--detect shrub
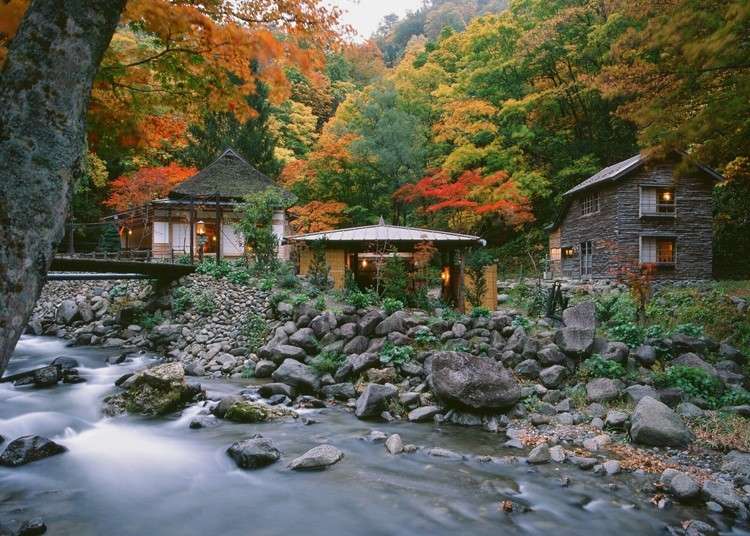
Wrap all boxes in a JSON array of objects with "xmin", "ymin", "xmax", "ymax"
[
  {"xmin": 471, "ymin": 306, "xmax": 491, "ymax": 318},
  {"xmin": 270, "ymin": 291, "xmax": 290, "ymax": 308},
  {"xmin": 594, "ymin": 293, "xmax": 621, "ymax": 323},
  {"xmin": 310, "ymin": 351, "xmax": 345, "ymax": 375},
  {"xmin": 346, "ymin": 289, "xmax": 378, "ymax": 309},
  {"xmin": 171, "ymin": 286, "xmax": 193, "ymax": 314},
  {"xmin": 308, "ymin": 240, "xmax": 331, "ymax": 290},
  {"xmin": 413, "ymin": 326, "xmax": 438, "ymax": 348},
  {"xmin": 672, "ymin": 323, "xmax": 704, "ymax": 338},
  {"xmin": 109, "ymin": 284, "xmax": 128, "ymax": 299},
  {"xmin": 134, "ymin": 310, "xmax": 164, "ymax": 330},
  {"xmin": 379, "ymin": 343, "xmax": 414, "ymax": 365},
  {"xmin": 511, "ymin": 315, "xmax": 531, "ymax": 331},
  {"xmin": 720, "ymin": 388, "xmax": 750, "ymax": 408},
  {"xmin": 607, "ymin": 322, "xmax": 645, "ymax": 348},
  {"xmin": 314, "ymin": 295, "xmax": 326, "ymax": 311},
  {"xmin": 290, "ymin": 293, "xmax": 309, "ymax": 306},
  {"xmin": 380, "ymin": 255, "xmax": 409, "ymax": 300},
  {"xmin": 652, "ymin": 366, "xmax": 723, "ymax": 405},
  {"xmin": 579, "ymin": 354, "xmax": 627, "ymax": 381},
  {"xmin": 383, "ymin": 298, "xmax": 404, "ymax": 315},
  {"xmin": 243, "ymin": 313, "xmax": 269, "ymax": 352},
  {"xmin": 464, "ymin": 248, "xmax": 495, "ymax": 308},
  {"xmin": 192, "ymin": 291, "xmax": 216, "ymax": 315}
]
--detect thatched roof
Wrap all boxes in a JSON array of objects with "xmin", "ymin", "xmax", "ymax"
[{"xmin": 169, "ymin": 148, "xmax": 279, "ymax": 201}]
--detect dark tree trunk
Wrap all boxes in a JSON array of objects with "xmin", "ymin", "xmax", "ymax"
[{"xmin": 0, "ymin": 0, "xmax": 126, "ymax": 376}]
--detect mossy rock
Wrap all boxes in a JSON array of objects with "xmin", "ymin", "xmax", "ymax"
[{"xmin": 224, "ymin": 401, "xmax": 271, "ymax": 423}]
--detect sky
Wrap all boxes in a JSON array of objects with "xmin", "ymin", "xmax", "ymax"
[{"xmin": 330, "ymin": 0, "xmax": 424, "ymax": 39}]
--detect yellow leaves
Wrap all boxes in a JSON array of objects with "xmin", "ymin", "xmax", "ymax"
[
  {"xmin": 433, "ymin": 98, "xmax": 498, "ymax": 145},
  {"xmin": 288, "ymin": 200, "xmax": 348, "ymax": 233}
]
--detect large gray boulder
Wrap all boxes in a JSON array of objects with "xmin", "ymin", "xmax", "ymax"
[
  {"xmin": 601, "ymin": 342, "xmax": 629, "ymax": 363},
  {"xmin": 562, "ymin": 301, "xmax": 596, "ymax": 329},
  {"xmin": 358, "ymin": 310, "xmax": 384, "ymax": 336},
  {"xmin": 537, "ymin": 345, "xmax": 566, "ymax": 366},
  {"xmin": 669, "ymin": 472, "xmax": 701, "ymax": 502},
  {"xmin": 554, "ymin": 328, "xmax": 595, "ymax": 357},
  {"xmin": 288, "ymin": 444, "xmax": 343, "ymax": 470},
  {"xmin": 0, "ymin": 435, "xmax": 67, "ymax": 466},
  {"xmin": 227, "ymin": 437, "xmax": 281, "ymax": 469},
  {"xmin": 702, "ymin": 480, "xmax": 748, "ymax": 517},
  {"xmin": 672, "ymin": 353, "xmax": 718, "ymax": 377},
  {"xmin": 253, "ymin": 360, "xmax": 276, "ymax": 378},
  {"xmin": 270, "ymin": 344, "xmax": 306, "ymax": 363},
  {"xmin": 321, "ymin": 383, "xmax": 356, "ymax": 401},
  {"xmin": 271, "ymin": 359, "xmax": 320, "ymax": 394},
  {"xmin": 375, "ymin": 311, "xmax": 406, "ymax": 336},
  {"xmin": 630, "ymin": 396, "xmax": 692, "ymax": 447},
  {"xmin": 539, "ymin": 365, "xmax": 568, "ymax": 389},
  {"xmin": 55, "ymin": 299, "xmax": 79, "ymax": 325},
  {"xmin": 288, "ymin": 328, "xmax": 318, "ymax": 354},
  {"xmin": 721, "ymin": 451, "xmax": 750, "ymax": 485},
  {"xmin": 408, "ymin": 405, "xmax": 442, "ymax": 422},
  {"xmin": 431, "ymin": 351, "xmax": 521, "ymax": 411},
  {"xmin": 586, "ymin": 378, "xmax": 623, "ymax": 402},
  {"xmin": 634, "ymin": 344, "xmax": 657, "ymax": 366},
  {"xmin": 355, "ymin": 383, "xmax": 397, "ymax": 418},
  {"xmin": 343, "ymin": 335, "xmax": 369, "ymax": 355},
  {"xmin": 309, "ymin": 312, "xmax": 336, "ymax": 337}
]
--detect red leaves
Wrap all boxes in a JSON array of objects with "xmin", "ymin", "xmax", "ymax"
[
  {"xmin": 394, "ymin": 168, "xmax": 535, "ymax": 230},
  {"xmin": 105, "ymin": 163, "xmax": 196, "ymax": 212}
]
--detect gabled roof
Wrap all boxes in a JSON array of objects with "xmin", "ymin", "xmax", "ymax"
[
  {"xmin": 169, "ymin": 148, "xmax": 279, "ymax": 200},
  {"xmin": 563, "ymin": 151, "xmax": 724, "ymax": 197},
  {"xmin": 287, "ymin": 219, "xmax": 482, "ymax": 244},
  {"xmin": 563, "ymin": 154, "xmax": 644, "ymax": 196}
]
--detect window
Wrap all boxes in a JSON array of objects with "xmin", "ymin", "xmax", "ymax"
[
  {"xmin": 550, "ymin": 248, "xmax": 561, "ymax": 261},
  {"xmin": 153, "ymin": 221, "xmax": 169, "ymax": 244},
  {"xmin": 581, "ymin": 192, "xmax": 599, "ymax": 215},
  {"xmin": 641, "ymin": 237, "xmax": 675, "ymax": 265},
  {"xmin": 640, "ymin": 187, "xmax": 675, "ymax": 216},
  {"xmin": 580, "ymin": 241, "xmax": 593, "ymax": 277}
]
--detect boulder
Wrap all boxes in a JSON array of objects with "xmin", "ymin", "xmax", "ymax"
[
  {"xmin": 288, "ymin": 328, "xmax": 318, "ymax": 354},
  {"xmin": 702, "ymin": 480, "xmax": 748, "ymax": 517},
  {"xmin": 385, "ymin": 434, "xmax": 403, "ymax": 455},
  {"xmin": 253, "ymin": 360, "xmax": 276, "ymax": 378},
  {"xmin": 407, "ymin": 405, "xmax": 442, "ymax": 422},
  {"xmin": 343, "ymin": 336, "xmax": 369, "ymax": 355},
  {"xmin": 227, "ymin": 437, "xmax": 281, "ymax": 469},
  {"xmin": 601, "ymin": 342, "xmax": 629, "ymax": 363},
  {"xmin": 539, "ymin": 365, "xmax": 568, "ymax": 389},
  {"xmin": 527, "ymin": 443, "xmax": 550, "ymax": 464},
  {"xmin": 431, "ymin": 351, "xmax": 521, "ymax": 411},
  {"xmin": 224, "ymin": 400, "xmax": 295, "ymax": 423},
  {"xmin": 624, "ymin": 384, "xmax": 659, "ymax": 404},
  {"xmin": 669, "ymin": 472, "xmax": 700, "ymax": 502},
  {"xmin": 605, "ymin": 409, "xmax": 629, "ymax": 430},
  {"xmin": 634, "ymin": 344, "xmax": 657, "ymax": 366},
  {"xmin": 672, "ymin": 353, "xmax": 718, "ymax": 377},
  {"xmin": 630, "ymin": 396, "xmax": 692, "ymax": 447},
  {"xmin": 350, "ymin": 352, "xmax": 380, "ymax": 375},
  {"xmin": 358, "ymin": 310, "xmax": 385, "ymax": 336},
  {"xmin": 562, "ymin": 301, "xmax": 596, "ymax": 330},
  {"xmin": 321, "ymin": 383, "xmax": 356, "ymax": 401},
  {"xmin": 102, "ymin": 363, "xmax": 200, "ymax": 417},
  {"xmin": 271, "ymin": 359, "xmax": 320, "ymax": 394},
  {"xmin": 514, "ymin": 359, "xmax": 540, "ymax": 379},
  {"xmin": 0, "ymin": 435, "xmax": 67, "ymax": 467},
  {"xmin": 288, "ymin": 444, "xmax": 343, "ymax": 470},
  {"xmin": 355, "ymin": 383, "xmax": 397, "ymax": 418},
  {"xmin": 676, "ymin": 402, "xmax": 705, "ymax": 419},
  {"xmin": 309, "ymin": 312, "xmax": 336, "ymax": 337},
  {"xmin": 258, "ymin": 383, "xmax": 296, "ymax": 399},
  {"xmin": 554, "ymin": 328, "xmax": 595, "ymax": 357},
  {"xmin": 586, "ymin": 378, "xmax": 622, "ymax": 402},
  {"xmin": 270, "ymin": 344, "xmax": 306, "ymax": 363},
  {"xmin": 720, "ymin": 451, "xmax": 750, "ymax": 485},
  {"xmin": 55, "ymin": 300, "xmax": 79, "ymax": 325},
  {"xmin": 537, "ymin": 345, "xmax": 566, "ymax": 366},
  {"xmin": 504, "ymin": 327, "xmax": 527, "ymax": 353},
  {"xmin": 720, "ymin": 343, "xmax": 745, "ymax": 364},
  {"xmin": 375, "ymin": 312, "xmax": 406, "ymax": 336}
]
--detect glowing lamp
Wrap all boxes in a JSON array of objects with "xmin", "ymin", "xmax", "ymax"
[
  {"xmin": 361, "ymin": 259, "xmax": 368, "ymax": 268},
  {"xmin": 196, "ymin": 220, "xmax": 206, "ymax": 236},
  {"xmin": 661, "ymin": 191, "xmax": 672, "ymax": 202}
]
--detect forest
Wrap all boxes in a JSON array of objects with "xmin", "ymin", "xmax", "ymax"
[{"xmin": 1, "ymin": 0, "xmax": 748, "ymax": 276}]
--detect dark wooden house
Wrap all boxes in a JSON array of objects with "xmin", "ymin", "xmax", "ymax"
[
  {"xmin": 105, "ymin": 148, "xmax": 291, "ymax": 261},
  {"xmin": 548, "ymin": 153, "xmax": 721, "ymax": 281}
]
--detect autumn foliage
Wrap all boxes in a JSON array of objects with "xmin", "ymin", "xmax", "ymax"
[
  {"xmin": 105, "ymin": 163, "xmax": 196, "ymax": 212},
  {"xmin": 288, "ymin": 201, "xmax": 348, "ymax": 234}
]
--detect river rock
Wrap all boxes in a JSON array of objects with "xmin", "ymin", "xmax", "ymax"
[
  {"xmin": 670, "ymin": 472, "xmax": 700, "ymax": 501},
  {"xmin": 253, "ymin": 360, "xmax": 276, "ymax": 378},
  {"xmin": 527, "ymin": 443, "xmax": 550, "ymax": 464},
  {"xmin": 227, "ymin": 437, "xmax": 281, "ymax": 469},
  {"xmin": 702, "ymin": 480, "xmax": 748, "ymax": 517},
  {"xmin": 321, "ymin": 383, "xmax": 356, "ymax": 401},
  {"xmin": 55, "ymin": 300, "xmax": 79, "ymax": 324},
  {"xmin": 224, "ymin": 400, "xmax": 295, "ymax": 423},
  {"xmin": 271, "ymin": 359, "xmax": 320, "ymax": 394},
  {"xmin": 0, "ymin": 435, "xmax": 67, "ymax": 467},
  {"xmin": 720, "ymin": 451, "xmax": 750, "ymax": 484},
  {"xmin": 288, "ymin": 444, "xmax": 343, "ymax": 470},
  {"xmin": 431, "ymin": 351, "xmax": 521, "ymax": 411},
  {"xmin": 586, "ymin": 378, "xmax": 622, "ymax": 402},
  {"xmin": 408, "ymin": 405, "xmax": 442, "ymax": 422},
  {"xmin": 630, "ymin": 396, "xmax": 692, "ymax": 447},
  {"xmin": 258, "ymin": 383, "xmax": 296, "ymax": 398},
  {"xmin": 355, "ymin": 383, "xmax": 397, "ymax": 418},
  {"xmin": 385, "ymin": 434, "xmax": 403, "ymax": 454},
  {"xmin": 288, "ymin": 328, "xmax": 318, "ymax": 354}
]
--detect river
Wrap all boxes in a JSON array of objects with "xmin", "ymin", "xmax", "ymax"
[{"xmin": 0, "ymin": 336, "xmax": 741, "ymax": 535}]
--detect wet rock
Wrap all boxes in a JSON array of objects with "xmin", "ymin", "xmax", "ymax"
[
  {"xmin": 408, "ymin": 405, "xmax": 442, "ymax": 422},
  {"xmin": 426, "ymin": 447, "xmax": 463, "ymax": 460},
  {"xmin": 431, "ymin": 351, "xmax": 521, "ymax": 411},
  {"xmin": 355, "ymin": 383, "xmax": 398, "ymax": 418},
  {"xmin": 224, "ymin": 400, "xmax": 295, "ymax": 423},
  {"xmin": 630, "ymin": 396, "xmax": 692, "ymax": 447},
  {"xmin": 51, "ymin": 356, "xmax": 79, "ymax": 370},
  {"xmin": 17, "ymin": 517, "xmax": 47, "ymax": 536},
  {"xmin": 702, "ymin": 480, "xmax": 748, "ymax": 517},
  {"xmin": 227, "ymin": 437, "xmax": 281, "ymax": 469},
  {"xmin": 683, "ymin": 520, "xmax": 718, "ymax": 536},
  {"xmin": 13, "ymin": 365, "xmax": 60, "ymax": 388},
  {"xmin": 253, "ymin": 360, "xmax": 276, "ymax": 378},
  {"xmin": 189, "ymin": 415, "xmax": 219, "ymax": 429},
  {"xmin": 271, "ymin": 359, "xmax": 320, "ymax": 394},
  {"xmin": 321, "ymin": 383, "xmax": 356, "ymax": 401},
  {"xmin": 720, "ymin": 451, "xmax": 750, "ymax": 485},
  {"xmin": 669, "ymin": 472, "xmax": 700, "ymax": 501},
  {"xmin": 603, "ymin": 460, "xmax": 620, "ymax": 475},
  {"xmin": 568, "ymin": 455, "xmax": 597, "ymax": 470},
  {"xmin": 289, "ymin": 444, "xmax": 343, "ymax": 470},
  {"xmin": 0, "ymin": 435, "xmax": 67, "ymax": 467},
  {"xmin": 258, "ymin": 383, "xmax": 296, "ymax": 399},
  {"xmin": 527, "ymin": 443, "xmax": 550, "ymax": 464},
  {"xmin": 586, "ymin": 378, "xmax": 622, "ymax": 403},
  {"xmin": 385, "ymin": 434, "xmax": 403, "ymax": 454}
]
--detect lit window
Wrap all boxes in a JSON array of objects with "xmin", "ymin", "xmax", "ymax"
[
  {"xmin": 640, "ymin": 188, "xmax": 675, "ymax": 215},
  {"xmin": 581, "ymin": 192, "xmax": 599, "ymax": 215},
  {"xmin": 550, "ymin": 248, "xmax": 561, "ymax": 261},
  {"xmin": 641, "ymin": 237, "xmax": 675, "ymax": 265}
]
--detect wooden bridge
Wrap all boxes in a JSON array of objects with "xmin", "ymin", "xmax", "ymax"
[{"xmin": 49, "ymin": 256, "xmax": 195, "ymax": 282}]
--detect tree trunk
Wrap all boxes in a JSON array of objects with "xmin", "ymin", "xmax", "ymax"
[{"xmin": 0, "ymin": 0, "xmax": 126, "ymax": 376}]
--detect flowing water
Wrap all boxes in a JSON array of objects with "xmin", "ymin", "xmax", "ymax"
[{"xmin": 0, "ymin": 336, "xmax": 744, "ymax": 535}]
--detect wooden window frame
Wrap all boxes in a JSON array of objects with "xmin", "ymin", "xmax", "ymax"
[
  {"xmin": 639, "ymin": 186, "xmax": 676, "ymax": 218},
  {"xmin": 639, "ymin": 235, "xmax": 677, "ymax": 268},
  {"xmin": 580, "ymin": 191, "xmax": 600, "ymax": 217},
  {"xmin": 580, "ymin": 240, "xmax": 593, "ymax": 279}
]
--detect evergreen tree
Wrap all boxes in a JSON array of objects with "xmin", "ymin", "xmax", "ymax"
[
  {"xmin": 180, "ymin": 76, "xmax": 281, "ymax": 177},
  {"xmin": 98, "ymin": 223, "xmax": 121, "ymax": 252}
]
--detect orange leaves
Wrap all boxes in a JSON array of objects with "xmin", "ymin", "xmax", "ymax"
[
  {"xmin": 0, "ymin": 0, "xmax": 28, "ymax": 65},
  {"xmin": 433, "ymin": 99, "xmax": 498, "ymax": 145},
  {"xmin": 394, "ymin": 168, "xmax": 534, "ymax": 232},
  {"xmin": 138, "ymin": 115, "xmax": 188, "ymax": 149},
  {"xmin": 288, "ymin": 200, "xmax": 347, "ymax": 233},
  {"xmin": 105, "ymin": 163, "xmax": 196, "ymax": 212}
]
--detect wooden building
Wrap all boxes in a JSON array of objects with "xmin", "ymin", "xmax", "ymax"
[
  {"xmin": 287, "ymin": 220, "xmax": 497, "ymax": 311},
  {"xmin": 548, "ymin": 152, "xmax": 722, "ymax": 281},
  {"xmin": 105, "ymin": 149, "xmax": 291, "ymax": 262}
]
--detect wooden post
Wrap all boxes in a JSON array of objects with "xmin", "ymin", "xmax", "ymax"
[
  {"xmin": 457, "ymin": 249, "xmax": 466, "ymax": 313},
  {"xmin": 67, "ymin": 219, "xmax": 75, "ymax": 255},
  {"xmin": 215, "ymin": 195, "xmax": 222, "ymax": 263},
  {"xmin": 189, "ymin": 200, "xmax": 195, "ymax": 265},
  {"xmin": 167, "ymin": 205, "xmax": 172, "ymax": 262}
]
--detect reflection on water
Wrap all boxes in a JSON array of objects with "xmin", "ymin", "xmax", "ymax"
[{"xmin": 0, "ymin": 336, "xmax": 739, "ymax": 535}]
